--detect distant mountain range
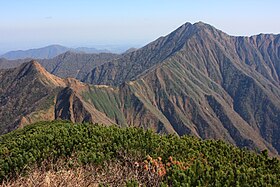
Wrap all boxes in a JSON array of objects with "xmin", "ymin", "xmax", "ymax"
[
  {"xmin": 0, "ymin": 45, "xmax": 111, "ymax": 60},
  {"xmin": 1, "ymin": 22, "xmax": 280, "ymax": 156}
]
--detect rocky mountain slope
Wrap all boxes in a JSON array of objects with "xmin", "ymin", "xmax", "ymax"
[
  {"xmin": 82, "ymin": 22, "xmax": 280, "ymax": 154},
  {"xmin": 0, "ymin": 61, "xmax": 64, "ymax": 134},
  {"xmin": 0, "ymin": 22, "xmax": 280, "ymax": 155},
  {"xmin": 84, "ymin": 22, "xmax": 280, "ymax": 86},
  {"xmin": 0, "ymin": 61, "xmax": 113, "ymax": 134}
]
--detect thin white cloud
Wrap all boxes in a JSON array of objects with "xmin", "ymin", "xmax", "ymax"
[{"xmin": 44, "ymin": 16, "xmax": 53, "ymax": 19}]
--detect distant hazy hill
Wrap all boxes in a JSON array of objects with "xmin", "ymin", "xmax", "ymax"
[
  {"xmin": 1, "ymin": 22, "xmax": 280, "ymax": 156},
  {"xmin": 0, "ymin": 45, "xmax": 69, "ymax": 60},
  {"xmin": 75, "ymin": 47, "xmax": 111, "ymax": 54},
  {"xmin": 0, "ymin": 45, "xmax": 111, "ymax": 60}
]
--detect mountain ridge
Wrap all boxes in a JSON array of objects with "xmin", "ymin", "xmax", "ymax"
[
  {"xmin": 0, "ymin": 60, "xmax": 117, "ymax": 134},
  {"xmin": 0, "ymin": 44, "xmax": 112, "ymax": 60},
  {"xmin": 1, "ymin": 22, "xmax": 280, "ymax": 155},
  {"xmin": 1, "ymin": 60, "xmax": 277, "ymax": 154}
]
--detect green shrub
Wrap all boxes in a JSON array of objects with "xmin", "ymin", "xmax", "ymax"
[{"xmin": 0, "ymin": 120, "xmax": 279, "ymax": 186}]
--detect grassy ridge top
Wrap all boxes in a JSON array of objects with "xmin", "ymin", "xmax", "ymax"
[{"xmin": 0, "ymin": 121, "xmax": 280, "ymax": 186}]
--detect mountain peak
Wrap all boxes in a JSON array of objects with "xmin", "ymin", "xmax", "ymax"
[
  {"xmin": 193, "ymin": 21, "xmax": 222, "ymax": 33},
  {"xmin": 168, "ymin": 21, "xmax": 223, "ymax": 42},
  {"xmin": 29, "ymin": 59, "xmax": 42, "ymax": 68},
  {"xmin": 1, "ymin": 22, "xmax": 280, "ymax": 156},
  {"xmin": 22, "ymin": 60, "xmax": 48, "ymax": 75},
  {"xmin": 175, "ymin": 21, "xmax": 216, "ymax": 32},
  {"xmin": 171, "ymin": 22, "xmax": 193, "ymax": 34},
  {"xmin": 20, "ymin": 60, "xmax": 88, "ymax": 90},
  {"xmin": 18, "ymin": 60, "xmax": 66, "ymax": 87},
  {"xmin": 193, "ymin": 21, "xmax": 210, "ymax": 27}
]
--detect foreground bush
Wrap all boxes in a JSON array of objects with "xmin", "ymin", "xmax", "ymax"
[{"xmin": 0, "ymin": 121, "xmax": 279, "ymax": 186}]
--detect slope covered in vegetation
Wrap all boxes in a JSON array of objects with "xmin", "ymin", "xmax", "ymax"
[{"xmin": 0, "ymin": 121, "xmax": 279, "ymax": 186}]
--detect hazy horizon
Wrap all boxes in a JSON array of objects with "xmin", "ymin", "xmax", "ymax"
[{"xmin": 1, "ymin": 0, "xmax": 280, "ymax": 53}]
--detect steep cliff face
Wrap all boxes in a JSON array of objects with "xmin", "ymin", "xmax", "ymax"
[{"xmin": 55, "ymin": 86, "xmax": 114, "ymax": 125}]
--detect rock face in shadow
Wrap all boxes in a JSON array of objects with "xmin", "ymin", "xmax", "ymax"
[{"xmin": 1, "ymin": 22, "xmax": 280, "ymax": 156}]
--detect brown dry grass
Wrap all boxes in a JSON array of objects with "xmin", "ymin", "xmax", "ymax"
[{"xmin": 1, "ymin": 155, "xmax": 162, "ymax": 187}]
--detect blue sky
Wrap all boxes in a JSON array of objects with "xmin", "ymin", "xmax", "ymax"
[{"xmin": 0, "ymin": 0, "xmax": 279, "ymax": 53}]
